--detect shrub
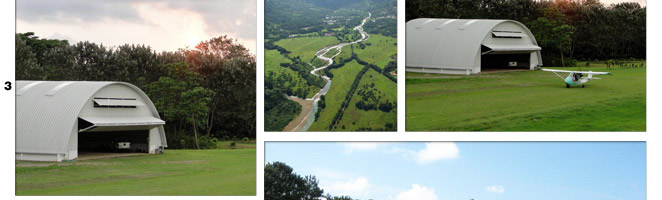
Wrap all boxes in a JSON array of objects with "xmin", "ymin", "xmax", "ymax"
[
  {"xmin": 230, "ymin": 142, "xmax": 236, "ymax": 148},
  {"xmin": 563, "ymin": 58, "xmax": 577, "ymax": 67},
  {"xmin": 242, "ymin": 137, "xmax": 249, "ymax": 143},
  {"xmin": 166, "ymin": 131, "xmax": 217, "ymax": 149}
]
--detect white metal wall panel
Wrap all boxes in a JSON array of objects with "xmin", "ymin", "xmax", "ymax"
[
  {"xmin": 406, "ymin": 18, "xmax": 543, "ymax": 74},
  {"xmin": 16, "ymin": 81, "xmax": 168, "ymax": 161}
]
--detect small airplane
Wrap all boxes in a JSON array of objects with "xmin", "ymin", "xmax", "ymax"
[{"xmin": 542, "ymin": 68, "xmax": 612, "ymax": 88}]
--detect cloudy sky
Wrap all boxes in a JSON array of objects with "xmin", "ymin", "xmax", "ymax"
[
  {"xmin": 16, "ymin": 0, "xmax": 256, "ymax": 54},
  {"xmin": 266, "ymin": 142, "xmax": 645, "ymax": 200},
  {"xmin": 604, "ymin": 0, "xmax": 646, "ymax": 6}
]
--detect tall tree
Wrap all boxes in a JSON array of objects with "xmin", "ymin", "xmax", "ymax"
[
  {"xmin": 265, "ymin": 162, "xmax": 324, "ymax": 200},
  {"xmin": 530, "ymin": 7, "xmax": 576, "ymax": 66}
]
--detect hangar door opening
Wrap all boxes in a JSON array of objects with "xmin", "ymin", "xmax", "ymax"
[
  {"xmin": 78, "ymin": 130, "xmax": 149, "ymax": 153},
  {"xmin": 77, "ymin": 115, "xmax": 164, "ymax": 158},
  {"xmin": 481, "ymin": 51, "xmax": 530, "ymax": 71},
  {"xmin": 480, "ymin": 44, "xmax": 538, "ymax": 72},
  {"xmin": 480, "ymin": 31, "xmax": 541, "ymax": 73}
]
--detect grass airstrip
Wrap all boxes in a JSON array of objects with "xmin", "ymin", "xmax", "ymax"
[
  {"xmin": 406, "ymin": 64, "xmax": 646, "ymax": 131},
  {"xmin": 16, "ymin": 148, "xmax": 256, "ymax": 195}
]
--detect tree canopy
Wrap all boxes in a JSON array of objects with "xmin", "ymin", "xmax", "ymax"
[
  {"xmin": 264, "ymin": 162, "xmax": 324, "ymax": 200},
  {"xmin": 15, "ymin": 33, "xmax": 256, "ymax": 148},
  {"xmin": 406, "ymin": 0, "xmax": 646, "ymax": 66}
]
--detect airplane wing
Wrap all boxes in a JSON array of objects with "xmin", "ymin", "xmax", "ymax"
[
  {"xmin": 541, "ymin": 68, "xmax": 572, "ymax": 73},
  {"xmin": 542, "ymin": 68, "xmax": 611, "ymax": 75},
  {"xmin": 541, "ymin": 68, "xmax": 571, "ymax": 79},
  {"xmin": 573, "ymin": 71, "xmax": 612, "ymax": 75}
]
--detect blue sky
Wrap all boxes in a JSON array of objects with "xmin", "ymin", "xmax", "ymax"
[{"xmin": 265, "ymin": 142, "xmax": 645, "ymax": 200}]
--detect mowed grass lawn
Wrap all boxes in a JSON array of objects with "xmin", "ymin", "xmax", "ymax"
[
  {"xmin": 16, "ymin": 149, "xmax": 256, "ymax": 195},
  {"xmin": 309, "ymin": 60, "xmax": 365, "ymax": 131},
  {"xmin": 406, "ymin": 66, "xmax": 646, "ymax": 131},
  {"xmin": 274, "ymin": 36, "xmax": 340, "ymax": 63},
  {"xmin": 338, "ymin": 69, "xmax": 397, "ymax": 130}
]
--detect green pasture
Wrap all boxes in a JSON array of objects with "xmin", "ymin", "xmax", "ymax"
[
  {"xmin": 275, "ymin": 36, "xmax": 340, "ymax": 63},
  {"xmin": 334, "ymin": 45, "xmax": 354, "ymax": 63},
  {"xmin": 353, "ymin": 34, "xmax": 397, "ymax": 69},
  {"xmin": 406, "ymin": 65, "xmax": 646, "ymax": 131},
  {"xmin": 337, "ymin": 69, "xmax": 397, "ymax": 131},
  {"xmin": 309, "ymin": 60, "xmax": 365, "ymax": 131},
  {"xmin": 325, "ymin": 48, "xmax": 340, "ymax": 58},
  {"xmin": 16, "ymin": 149, "xmax": 256, "ymax": 195}
]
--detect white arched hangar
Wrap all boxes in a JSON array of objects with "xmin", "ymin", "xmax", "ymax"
[
  {"xmin": 406, "ymin": 18, "xmax": 543, "ymax": 75},
  {"xmin": 16, "ymin": 81, "xmax": 167, "ymax": 162}
]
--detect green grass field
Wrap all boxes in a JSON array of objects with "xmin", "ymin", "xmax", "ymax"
[
  {"xmin": 406, "ymin": 66, "xmax": 646, "ymax": 131},
  {"xmin": 309, "ymin": 60, "xmax": 365, "ymax": 131},
  {"xmin": 333, "ymin": 34, "xmax": 396, "ymax": 69},
  {"xmin": 274, "ymin": 36, "xmax": 340, "ymax": 63},
  {"xmin": 325, "ymin": 47, "xmax": 340, "ymax": 58},
  {"xmin": 16, "ymin": 149, "xmax": 256, "ymax": 195},
  {"xmin": 337, "ymin": 69, "xmax": 397, "ymax": 130},
  {"xmin": 334, "ymin": 45, "xmax": 354, "ymax": 63},
  {"xmin": 269, "ymin": 34, "xmax": 396, "ymax": 131},
  {"xmin": 265, "ymin": 49, "xmax": 320, "ymax": 99},
  {"xmin": 353, "ymin": 34, "xmax": 397, "ymax": 69}
]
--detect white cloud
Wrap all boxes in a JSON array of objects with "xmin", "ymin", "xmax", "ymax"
[
  {"xmin": 395, "ymin": 184, "xmax": 438, "ymax": 200},
  {"xmin": 323, "ymin": 176, "xmax": 371, "ymax": 197},
  {"xmin": 383, "ymin": 142, "xmax": 460, "ymax": 164},
  {"xmin": 313, "ymin": 168, "xmax": 348, "ymax": 180},
  {"xmin": 342, "ymin": 142, "xmax": 383, "ymax": 153},
  {"xmin": 414, "ymin": 142, "xmax": 460, "ymax": 164},
  {"xmin": 486, "ymin": 185, "xmax": 505, "ymax": 194}
]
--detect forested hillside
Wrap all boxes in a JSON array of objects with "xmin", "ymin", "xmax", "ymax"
[
  {"xmin": 406, "ymin": 0, "xmax": 646, "ymax": 66},
  {"xmin": 266, "ymin": 0, "xmax": 396, "ymax": 40},
  {"xmin": 15, "ymin": 32, "xmax": 256, "ymax": 148}
]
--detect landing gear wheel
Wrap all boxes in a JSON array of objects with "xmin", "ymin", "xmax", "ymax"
[
  {"xmin": 582, "ymin": 85, "xmax": 585, "ymax": 88},
  {"xmin": 566, "ymin": 84, "xmax": 570, "ymax": 88}
]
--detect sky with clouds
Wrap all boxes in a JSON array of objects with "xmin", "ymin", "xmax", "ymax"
[
  {"xmin": 265, "ymin": 142, "xmax": 645, "ymax": 200},
  {"xmin": 604, "ymin": 0, "xmax": 646, "ymax": 6},
  {"xmin": 16, "ymin": 0, "xmax": 256, "ymax": 54}
]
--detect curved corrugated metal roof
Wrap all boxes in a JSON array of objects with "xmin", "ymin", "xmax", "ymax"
[
  {"xmin": 16, "ymin": 81, "xmax": 167, "ymax": 155},
  {"xmin": 406, "ymin": 18, "xmax": 541, "ymax": 70}
]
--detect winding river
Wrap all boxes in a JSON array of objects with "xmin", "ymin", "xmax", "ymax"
[{"xmin": 285, "ymin": 12, "xmax": 372, "ymax": 131}]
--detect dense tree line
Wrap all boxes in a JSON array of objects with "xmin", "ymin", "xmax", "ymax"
[
  {"xmin": 406, "ymin": 0, "xmax": 646, "ymax": 66},
  {"xmin": 265, "ymin": 162, "xmax": 355, "ymax": 200},
  {"xmin": 16, "ymin": 32, "xmax": 256, "ymax": 148},
  {"xmin": 265, "ymin": 41, "xmax": 291, "ymax": 55},
  {"xmin": 329, "ymin": 65, "xmax": 370, "ymax": 131},
  {"xmin": 314, "ymin": 95, "xmax": 326, "ymax": 122}
]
